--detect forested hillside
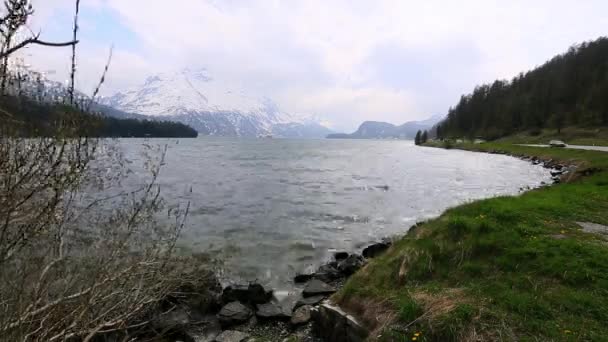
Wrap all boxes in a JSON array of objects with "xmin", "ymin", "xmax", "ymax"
[
  {"xmin": 438, "ymin": 37, "xmax": 608, "ymax": 139},
  {"xmin": 0, "ymin": 95, "xmax": 198, "ymax": 138}
]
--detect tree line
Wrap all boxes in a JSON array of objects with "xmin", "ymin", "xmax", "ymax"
[
  {"xmin": 0, "ymin": 94, "xmax": 198, "ymax": 137},
  {"xmin": 437, "ymin": 37, "xmax": 608, "ymax": 140},
  {"xmin": 414, "ymin": 130, "xmax": 428, "ymax": 145}
]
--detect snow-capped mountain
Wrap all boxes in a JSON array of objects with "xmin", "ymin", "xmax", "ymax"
[{"xmin": 102, "ymin": 68, "xmax": 332, "ymax": 138}]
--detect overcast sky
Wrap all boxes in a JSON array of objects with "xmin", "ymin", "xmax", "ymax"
[{"xmin": 22, "ymin": 0, "xmax": 608, "ymax": 131}]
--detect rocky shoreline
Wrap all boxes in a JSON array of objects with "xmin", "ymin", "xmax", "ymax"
[
  {"xmin": 98, "ymin": 241, "xmax": 391, "ymax": 342},
  {"xmin": 483, "ymin": 148, "xmax": 579, "ymax": 185}
]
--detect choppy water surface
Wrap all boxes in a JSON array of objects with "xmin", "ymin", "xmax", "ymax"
[{"xmin": 120, "ymin": 138, "xmax": 552, "ymax": 290}]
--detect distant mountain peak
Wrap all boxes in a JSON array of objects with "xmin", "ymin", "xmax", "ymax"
[
  {"xmin": 102, "ymin": 68, "xmax": 331, "ymax": 138},
  {"xmin": 327, "ymin": 114, "xmax": 444, "ymax": 139}
]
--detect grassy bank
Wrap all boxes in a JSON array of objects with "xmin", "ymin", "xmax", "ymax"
[{"xmin": 335, "ymin": 142, "xmax": 608, "ymax": 341}]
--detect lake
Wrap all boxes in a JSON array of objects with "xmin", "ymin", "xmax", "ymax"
[{"xmin": 120, "ymin": 138, "xmax": 552, "ymax": 291}]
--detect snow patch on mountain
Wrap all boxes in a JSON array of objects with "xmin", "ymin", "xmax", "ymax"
[{"xmin": 102, "ymin": 68, "xmax": 328, "ymax": 137}]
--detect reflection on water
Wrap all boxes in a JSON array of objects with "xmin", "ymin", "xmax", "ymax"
[{"xmin": 119, "ymin": 138, "xmax": 552, "ymax": 290}]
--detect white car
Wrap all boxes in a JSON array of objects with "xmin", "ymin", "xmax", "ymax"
[{"xmin": 549, "ymin": 140, "xmax": 567, "ymax": 147}]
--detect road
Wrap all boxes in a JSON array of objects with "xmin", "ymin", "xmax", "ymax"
[{"xmin": 518, "ymin": 144, "xmax": 608, "ymax": 152}]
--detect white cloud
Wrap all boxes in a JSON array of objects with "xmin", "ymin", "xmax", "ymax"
[{"xmin": 22, "ymin": 0, "xmax": 608, "ymax": 131}]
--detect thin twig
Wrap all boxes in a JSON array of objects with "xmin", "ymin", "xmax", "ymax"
[
  {"xmin": 88, "ymin": 45, "xmax": 113, "ymax": 111},
  {"xmin": 69, "ymin": 0, "xmax": 81, "ymax": 104}
]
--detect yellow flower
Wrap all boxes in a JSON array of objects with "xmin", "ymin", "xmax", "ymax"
[
  {"xmin": 412, "ymin": 338, "xmax": 417, "ymax": 341},
  {"xmin": 414, "ymin": 332, "xmax": 421, "ymax": 336},
  {"xmin": 564, "ymin": 329, "xmax": 572, "ymax": 334},
  {"xmin": 560, "ymin": 230, "xmax": 566, "ymax": 234}
]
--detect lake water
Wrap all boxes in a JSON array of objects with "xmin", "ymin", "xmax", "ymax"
[{"xmin": 120, "ymin": 138, "xmax": 552, "ymax": 291}]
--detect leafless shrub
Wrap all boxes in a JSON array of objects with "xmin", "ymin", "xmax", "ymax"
[
  {"xmin": 0, "ymin": 111, "xmax": 198, "ymax": 342},
  {"xmin": 0, "ymin": 2, "xmax": 205, "ymax": 341}
]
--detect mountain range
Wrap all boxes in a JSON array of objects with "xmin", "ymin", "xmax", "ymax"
[
  {"xmin": 101, "ymin": 68, "xmax": 332, "ymax": 138},
  {"xmin": 326, "ymin": 114, "xmax": 444, "ymax": 139},
  {"xmin": 20, "ymin": 67, "xmax": 440, "ymax": 140}
]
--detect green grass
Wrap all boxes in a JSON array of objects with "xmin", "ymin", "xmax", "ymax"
[{"xmin": 335, "ymin": 142, "xmax": 608, "ymax": 341}]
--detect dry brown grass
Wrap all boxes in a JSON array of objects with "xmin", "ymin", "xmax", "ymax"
[
  {"xmin": 337, "ymin": 296, "xmax": 397, "ymax": 340},
  {"xmin": 411, "ymin": 288, "xmax": 467, "ymax": 321}
]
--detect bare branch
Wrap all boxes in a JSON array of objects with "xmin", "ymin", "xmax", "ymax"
[
  {"xmin": 68, "ymin": 0, "xmax": 81, "ymax": 104},
  {"xmin": 0, "ymin": 36, "xmax": 78, "ymax": 59}
]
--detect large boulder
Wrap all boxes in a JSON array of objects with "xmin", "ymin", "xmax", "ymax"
[
  {"xmin": 218, "ymin": 302, "xmax": 252, "ymax": 327},
  {"xmin": 337, "ymin": 254, "xmax": 365, "ymax": 276},
  {"xmin": 291, "ymin": 305, "xmax": 313, "ymax": 326},
  {"xmin": 312, "ymin": 303, "xmax": 368, "ymax": 342},
  {"xmin": 314, "ymin": 264, "xmax": 342, "ymax": 282},
  {"xmin": 294, "ymin": 295, "xmax": 326, "ymax": 309},
  {"xmin": 334, "ymin": 251, "xmax": 349, "ymax": 261},
  {"xmin": 362, "ymin": 241, "xmax": 391, "ymax": 258},
  {"xmin": 294, "ymin": 273, "xmax": 314, "ymax": 284},
  {"xmin": 222, "ymin": 283, "xmax": 272, "ymax": 304},
  {"xmin": 215, "ymin": 330, "xmax": 250, "ymax": 342},
  {"xmin": 302, "ymin": 279, "xmax": 336, "ymax": 298},
  {"xmin": 256, "ymin": 303, "xmax": 291, "ymax": 320}
]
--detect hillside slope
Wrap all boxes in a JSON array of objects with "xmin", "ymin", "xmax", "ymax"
[
  {"xmin": 0, "ymin": 95, "xmax": 198, "ymax": 138},
  {"xmin": 438, "ymin": 37, "xmax": 608, "ymax": 140},
  {"xmin": 327, "ymin": 114, "xmax": 443, "ymax": 139}
]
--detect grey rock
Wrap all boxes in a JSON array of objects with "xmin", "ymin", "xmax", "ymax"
[
  {"xmin": 294, "ymin": 295, "xmax": 326, "ymax": 309},
  {"xmin": 337, "ymin": 254, "xmax": 365, "ymax": 276},
  {"xmin": 362, "ymin": 242, "xmax": 391, "ymax": 258},
  {"xmin": 222, "ymin": 283, "xmax": 272, "ymax": 304},
  {"xmin": 256, "ymin": 303, "xmax": 291, "ymax": 320},
  {"xmin": 291, "ymin": 305, "xmax": 312, "ymax": 326},
  {"xmin": 314, "ymin": 264, "xmax": 342, "ymax": 282},
  {"xmin": 334, "ymin": 251, "xmax": 349, "ymax": 261},
  {"xmin": 218, "ymin": 302, "xmax": 252, "ymax": 327},
  {"xmin": 214, "ymin": 330, "xmax": 250, "ymax": 342},
  {"xmin": 303, "ymin": 279, "xmax": 336, "ymax": 298},
  {"xmin": 311, "ymin": 303, "xmax": 368, "ymax": 342},
  {"xmin": 294, "ymin": 273, "xmax": 314, "ymax": 284}
]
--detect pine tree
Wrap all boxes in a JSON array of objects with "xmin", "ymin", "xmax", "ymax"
[
  {"xmin": 440, "ymin": 37, "xmax": 608, "ymax": 139},
  {"xmin": 421, "ymin": 130, "xmax": 428, "ymax": 143},
  {"xmin": 436, "ymin": 124, "xmax": 443, "ymax": 140},
  {"xmin": 414, "ymin": 130, "xmax": 422, "ymax": 145}
]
